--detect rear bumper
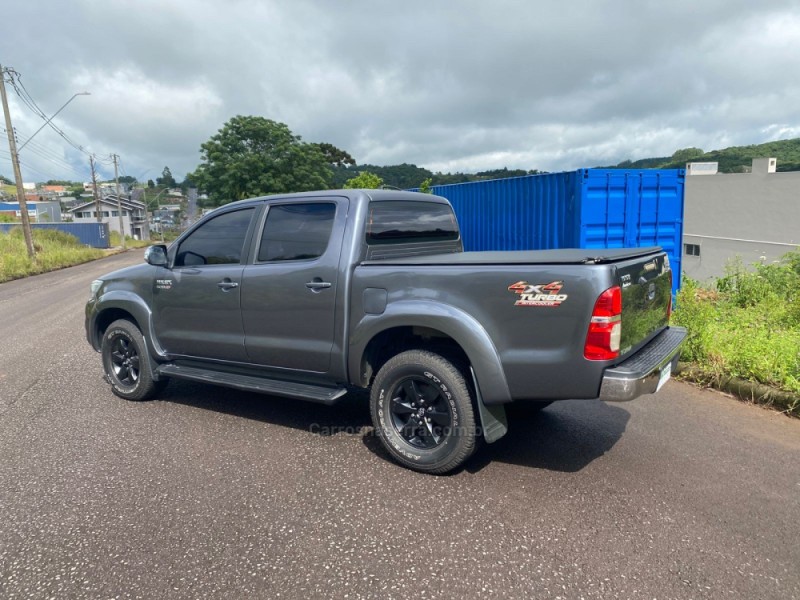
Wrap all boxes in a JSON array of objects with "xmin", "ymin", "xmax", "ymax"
[{"xmin": 598, "ymin": 326, "xmax": 687, "ymax": 402}]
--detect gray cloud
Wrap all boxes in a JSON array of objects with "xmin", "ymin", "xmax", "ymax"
[{"xmin": 2, "ymin": 0, "xmax": 799, "ymax": 184}]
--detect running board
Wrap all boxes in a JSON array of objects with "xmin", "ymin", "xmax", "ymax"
[{"xmin": 156, "ymin": 364, "xmax": 348, "ymax": 405}]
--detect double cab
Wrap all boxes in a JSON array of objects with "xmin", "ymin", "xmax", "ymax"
[{"xmin": 86, "ymin": 190, "xmax": 686, "ymax": 474}]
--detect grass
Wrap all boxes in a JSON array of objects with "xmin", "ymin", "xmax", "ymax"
[
  {"xmin": 672, "ymin": 251, "xmax": 800, "ymax": 398},
  {"xmin": 0, "ymin": 227, "xmax": 106, "ymax": 283},
  {"xmin": 109, "ymin": 231, "xmax": 151, "ymax": 249}
]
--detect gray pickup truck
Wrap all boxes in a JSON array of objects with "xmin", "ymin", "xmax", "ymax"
[{"xmin": 86, "ymin": 189, "xmax": 686, "ymax": 473}]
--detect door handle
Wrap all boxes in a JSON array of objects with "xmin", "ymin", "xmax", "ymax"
[
  {"xmin": 217, "ymin": 279, "xmax": 239, "ymax": 291},
  {"xmin": 305, "ymin": 280, "xmax": 332, "ymax": 291}
]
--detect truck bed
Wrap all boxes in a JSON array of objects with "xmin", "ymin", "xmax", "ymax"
[{"xmin": 362, "ymin": 247, "xmax": 663, "ymax": 266}]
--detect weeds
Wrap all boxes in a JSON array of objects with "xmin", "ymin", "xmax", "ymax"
[
  {"xmin": 0, "ymin": 227, "xmax": 106, "ymax": 283},
  {"xmin": 672, "ymin": 250, "xmax": 800, "ymax": 395},
  {"xmin": 109, "ymin": 231, "xmax": 151, "ymax": 248}
]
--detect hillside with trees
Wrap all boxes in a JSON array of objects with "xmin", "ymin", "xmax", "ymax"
[
  {"xmin": 187, "ymin": 116, "xmax": 800, "ymax": 206},
  {"xmin": 607, "ymin": 138, "xmax": 800, "ymax": 173}
]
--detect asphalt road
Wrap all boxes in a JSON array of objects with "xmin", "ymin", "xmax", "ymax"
[{"xmin": 1, "ymin": 251, "xmax": 798, "ymax": 599}]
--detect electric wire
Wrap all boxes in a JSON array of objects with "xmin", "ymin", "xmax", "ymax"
[
  {"xmin": 3, "ymin": 69, "xmax": 122, "ymax": 186},
  {"xmin": 6, "ymin": 69, "xmax": 93, "ymax": 156}
]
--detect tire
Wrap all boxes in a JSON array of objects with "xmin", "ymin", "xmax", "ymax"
[
  {"xmin": 101, "ymin": 319, "xmax": 167, "ymax": 401},
  {"xmin": 370, "ymin": 350, "xmax": 478, "ymax": 474}
]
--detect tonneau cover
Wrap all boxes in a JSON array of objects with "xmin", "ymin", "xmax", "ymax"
[{"xmin": 362, "ymin": 247, "xmax": 663, "ymax": 266}]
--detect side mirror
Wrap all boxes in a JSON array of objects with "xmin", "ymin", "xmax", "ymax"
[{"xmin": 144, "ymin": 244, "xmax": 168, "ymax": 267}]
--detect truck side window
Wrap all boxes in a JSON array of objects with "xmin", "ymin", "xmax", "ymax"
[
  {"xmin": 366, "ymin": 201, "xmax": 459, "ymax": 245},
  {"xmin": 174, "ymin": 208, "xmax": 255, "ymax": 267},
  {"xmin": 258, "ymin": 203, "xmax": 336, "ymax": 262}
]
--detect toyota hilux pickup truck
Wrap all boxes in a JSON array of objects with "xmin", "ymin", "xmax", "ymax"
[{"xmin": 86, "ymin": 189, "xmax": 686, "ymax": 474}]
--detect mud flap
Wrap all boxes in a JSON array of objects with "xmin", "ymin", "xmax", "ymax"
[{"xmin": 470, "ymin": 367, "xmax": 508, "ymax": 444}]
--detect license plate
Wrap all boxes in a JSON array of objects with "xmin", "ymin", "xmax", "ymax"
[{"xmin": 656, "ymin": 363, "xmax": 672, "ymax": 392}]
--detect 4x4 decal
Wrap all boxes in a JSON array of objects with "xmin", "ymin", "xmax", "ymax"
[{"xmin": 508, "ymin": 281, "xmax": 568, "ymax": 307}]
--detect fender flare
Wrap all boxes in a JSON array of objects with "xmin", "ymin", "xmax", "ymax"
[
  {"xmin": 349, "ymin": 300, "xmax": 512, "ymax": 405},
  {"xmin": 92, "ymin": 291, "xmax": 166, "ymax": 376}
]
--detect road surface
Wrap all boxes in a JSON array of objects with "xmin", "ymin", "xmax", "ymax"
[{"xmin": 1, "ymin": 251, "xmax": 798, "ymax": 599}]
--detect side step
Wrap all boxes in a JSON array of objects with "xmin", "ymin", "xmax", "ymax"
[{"xmin": 156, "ymin": 364, "xmax": 348, "ymax": 405}]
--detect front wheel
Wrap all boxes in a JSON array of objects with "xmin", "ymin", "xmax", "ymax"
[
  {"xmin": 101, "ymin": 319, "xmax": 166, "ymax": 401},
  {"xmin": 370, "ymin": 350, "xmax": 478, "ymax": 474}
]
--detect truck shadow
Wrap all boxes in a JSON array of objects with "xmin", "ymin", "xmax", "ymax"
[
  {"xmin": 468, "ymin": 400, "xmax": 631, "ymax": 473},
  {"xmin": 162, "ymin": 382, "xmax": 629, "ymax": 474}
]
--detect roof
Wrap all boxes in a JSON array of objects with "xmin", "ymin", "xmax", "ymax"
[
  {"xmin": 69, "ymin": 194, "xmax": 145, "ymax": 212},
  {"xmin": 216, "ymin": 189, "xmax": 448, "ymax": 212}
]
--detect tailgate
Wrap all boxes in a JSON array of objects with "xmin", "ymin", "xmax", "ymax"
[{"xmin": 616, "ymin": 252, "xmax": 672, "ymax": 358}]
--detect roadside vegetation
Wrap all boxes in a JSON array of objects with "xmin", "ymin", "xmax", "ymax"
[
  {"xmin": 109, "ymin": 231, "xmax": 150, "ymax": 249},
  {"xmin": 0, "ymin": 228, "xmax": 105, "ymax": 283},
  {"xmin": 672, "ymin": 251, "xmax": 800, "ymax": 414}
]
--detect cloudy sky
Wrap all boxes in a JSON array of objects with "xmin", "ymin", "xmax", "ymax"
[{"xmin": 2, "ymin": 0, "xmax": 800, "ymax": 184}]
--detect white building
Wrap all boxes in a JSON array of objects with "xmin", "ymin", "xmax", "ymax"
[
  {"xmin": 683, "ymin": 158, "xmax": 800, "ymax": 281},
  {"xmin": 69, "ymin": 194, "xmax": 150, "ymax": 240}
]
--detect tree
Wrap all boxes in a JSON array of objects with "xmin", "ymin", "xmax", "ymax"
[
  {"xmin": 419, "ymin": 178, "xmax": 433, "ymax": 193},
  {"xmin": 147, "ymin": 179, "xmax": 155, "ymax": 188},
  {"xmin": 671, "ymin": 147, "xmax": 705, "ymax": 163},
  {"xmin": 343, "ymin": 171, "xmax": 383, "ymax": 189},
  {"xmin": 118, "ymin": 175, "xmax": 137, "ymax": 185},
  {"xmin": 190, "ymin": 115, "xmax": 333, "ymax": 206},
  {"xmin": 156, "ymin": 166, "xmax": 177, "ymax": 188},
  {"xmin": 315, "ymin": 142, "xmax": 356, "ymax": 167}
]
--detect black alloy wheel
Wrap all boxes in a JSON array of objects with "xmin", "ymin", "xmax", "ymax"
[
  {"xmin": 101, "ymin": 319, "xmax": 167, "ymax": 401},
  {"xmin": 388, "ymin": 376, "xmax": 453, "ymax": 449},
  {"xmin": 108, "ymin": 335, "xmax": 140, "ymax": 387}
]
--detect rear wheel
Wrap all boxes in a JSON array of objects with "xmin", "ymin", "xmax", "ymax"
[
  {"xmin": 370, "ymin": 350, "xmax": 478, "ymax": 474},
  {"xmin": 101, "ymin": 319, "xmax": 166, "ymax": 401}
]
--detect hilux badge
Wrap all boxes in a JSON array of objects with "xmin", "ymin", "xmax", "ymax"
[{"xmin": 508, "ymin": 281, "xmax": 568, "ymax": 307}]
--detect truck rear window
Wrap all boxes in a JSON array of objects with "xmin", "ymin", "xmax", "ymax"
[{"xmin": 366, "ymin": 201, "xmax": 459, "ymax": 245}]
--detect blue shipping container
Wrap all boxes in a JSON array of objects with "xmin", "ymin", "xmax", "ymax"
[
  {"xmin": 0, "ymin": 222, "xmax": 110, "ymax": 249},
  {"xmin": 421, "ymin": 169, "xmax": 685, "ymax": 295}
]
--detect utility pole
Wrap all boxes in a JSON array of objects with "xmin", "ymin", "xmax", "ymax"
[
  {"xmin": 90, "ymin": 155, "xmax": 101, "ymax": 223},
  {"xmin": 112, "ymin": 154, "xmax": 125, "ymax": 249},
  {"xmin": 0, "ymin": 65, "xmax": 35, "ymax": 258}
]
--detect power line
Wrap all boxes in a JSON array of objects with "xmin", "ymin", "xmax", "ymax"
[
  {"xmin": 5, "ymin": 69, "xmax": 92, "ymax": 156},
  {"xmin": 3, "ymin": 123, "xmax": 90, "ymax": 180},
  {"xmin": 23, "ymin": 146, "xmax": 88, "ymax": 180}
]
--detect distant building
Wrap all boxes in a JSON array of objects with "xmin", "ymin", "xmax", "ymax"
[
  {"xmin": 42, "ymin": 185, "xmax": 68, "ymax": 195},
  {"xmin": 683, "ymin": 158, "xmax": 800, "ymax": 281},
  {"xmin": 69, "ymin": 194, "xmax": 150, "ymax": 240},
  {"xmin": 0, "ymin": 201, "xmax": 61, "ymax": 222},
  {"xmin": 685, "ymin": 162, "xmax": 718, "ymax": 176}
]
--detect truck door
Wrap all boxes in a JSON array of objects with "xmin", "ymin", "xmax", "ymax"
[
  {"xmin": 241, "ymin": 198, "xmax": 348, "ymax": 373},
  {"xmin": 151, "ymin": 207, "xmax": 257, "ymax": 362}
]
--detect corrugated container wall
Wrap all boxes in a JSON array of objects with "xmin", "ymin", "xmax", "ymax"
[
  {"xmin": 0, "ymin": 222, "xmax": 110, "ymax": 248},
  {"xmin": 419, "ymin": 169, "xmax": 684, "ymax": 295}
]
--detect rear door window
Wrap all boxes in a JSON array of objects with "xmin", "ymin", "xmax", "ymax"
[{"xmin": 257, "ymin": 203, "xmax": 336, "ymax": 262}]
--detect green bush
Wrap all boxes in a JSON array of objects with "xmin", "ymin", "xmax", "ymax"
[
  {"xmin": 0, "ymin": 228, "xmax": 105, "ymax": 282},
  {"xmin": 673, "ymin": 250, "xmax": 800, "ymax": 394}
]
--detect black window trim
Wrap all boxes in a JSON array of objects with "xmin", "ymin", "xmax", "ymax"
[{"xmin": 253, "ymin": 200, "xmax": 338, "ymax": 265}]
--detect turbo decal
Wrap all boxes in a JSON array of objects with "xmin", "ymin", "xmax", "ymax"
[{"xmin": 508, "ymin": 280, "xmax": 568, "ymax": 307}]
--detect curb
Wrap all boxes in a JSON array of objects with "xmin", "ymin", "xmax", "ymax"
[{"xmin": 676, "ymin": 362, "xmax": 800, "ymax": 417}]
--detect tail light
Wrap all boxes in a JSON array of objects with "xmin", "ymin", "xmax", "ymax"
[{"xmin": 584, "ymin": 286, "xmax": 622, "ymax": 361}]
